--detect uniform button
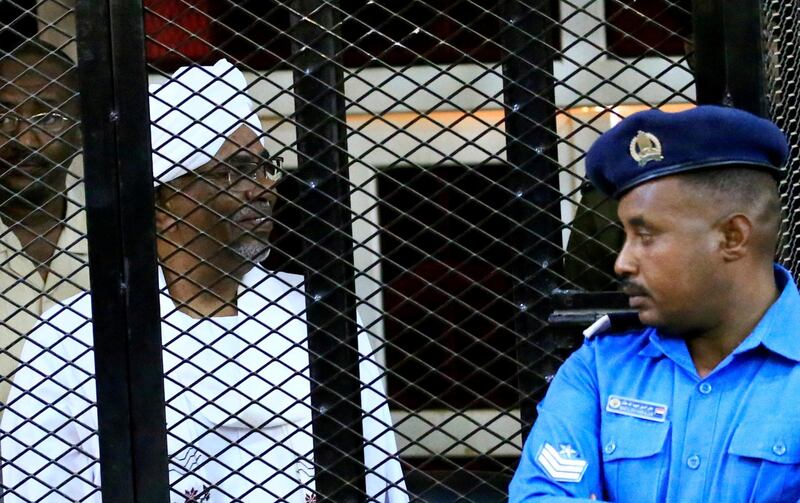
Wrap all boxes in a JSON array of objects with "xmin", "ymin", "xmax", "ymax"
[
  {"xmin": 698, "ymin": 382, "xmax": 712, "ymax": 394},
  {"xmin": 604, "ymin": 441, "xmax": 616, "ymax": 454},
  {"xmin": 687, "ymin": 455, "xmax": 701, "ymax": 469},
  {"xmin": 773, "ymin": 442, "xmax": 787, "ymax": 456}
]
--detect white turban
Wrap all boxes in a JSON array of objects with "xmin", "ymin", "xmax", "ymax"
[{"xmin": 149, "ymin": 59, "xmax": 264, "ymax": 186}]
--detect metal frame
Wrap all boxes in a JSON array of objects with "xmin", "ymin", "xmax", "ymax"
[
  {"xmin": 288, "ymin": 0, "xmax": 367, "ymax": 500},
  {"xmin": 501, "ymin": 0, "xmax": 562, "ymax": 431},
  {"xmin": 723, "ymin": 0, "xmax": 766, "ymax": 116},
  {"xmin": 692, "ymin": 0, "xmax": 767, "ymax": 116},
  {"xmin": 74, "ymin": 0, "xmax": 168, "ymax": 501},
  {"xmin": 692, "ymin": 0, "xmax": 726, "ymax": 106},
  {"xmin": 2, "ymin": 0, "xmax": 770, "ymax": 500}
]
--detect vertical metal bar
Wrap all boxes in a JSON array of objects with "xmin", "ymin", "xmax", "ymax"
[
  {"xmin": 723, "ymin": 0, "xmax": 767, "ymax": 116},
  {"xmin": 692, "ymin": 0, "xmax": 727, "ymax": 105},
  {"xmin": 75, "ymin": 0, "xmax": 169, "ymax": 501},
  {"xmin": 287, "ymin": 1, "xmax": 366, "ymax": 501},
  {"xmin": 107, "ymin": 0, "xmax": 170, "ymax": 499},
  {"xmin": 500, "ymin": 0, "xmax": 562, "ymax": 435}
]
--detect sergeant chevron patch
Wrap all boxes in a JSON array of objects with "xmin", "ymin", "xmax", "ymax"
[{"xmin": 535, "ymin": 442, "xmax": 588, "ymax": 483}]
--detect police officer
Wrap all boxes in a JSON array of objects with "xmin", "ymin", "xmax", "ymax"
[{"xmin": 510, "ymin": 105, "xmax": 799, "ymax": 502}]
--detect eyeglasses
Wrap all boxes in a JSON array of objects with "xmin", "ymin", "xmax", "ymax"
[
  {"xmin": 0, "ymin": 111, "xmax": 76, "ymax": 135},
  {"xmin": 196, "ymin": 154, "xmax": 284, "ymax": 187}
]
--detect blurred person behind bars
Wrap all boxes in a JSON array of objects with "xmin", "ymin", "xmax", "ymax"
[
  {"xmin": 564, "ymin": 1, "xmax": 693, "ymax": 292},
  {"xmin": 1, "ymin": 59, "xmax": 408, "ymax": 503},
  {"xmin": 0, "ymin": 41, "xmax": 88, "ymax": 406},
  {"xmin": 563, "ymin": 184, "xmax": 621, "ymax": 291}
]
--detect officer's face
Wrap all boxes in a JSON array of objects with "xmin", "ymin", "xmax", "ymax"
[
  {"xmin": 615, "ymin": 176, "xmax": 728, "ymax": 332},
  {"xmin": 0, "ymin": 57, "xmax": 80, "ymax": 211},
  {"xmin": 157, "ymin": 125, "xmax": 279, "ymax": 266}
]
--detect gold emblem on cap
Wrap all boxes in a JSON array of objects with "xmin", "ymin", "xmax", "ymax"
[{"xmin": 629, "ymin": 131, "xmax": 664, "ymax": 167}]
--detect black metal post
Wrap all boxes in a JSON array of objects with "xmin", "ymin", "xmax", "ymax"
[
  {"xmin": 501, "ymin": 0, "xmax": 562, "ymax": 435},
  {"xmin": 692, "ymin": 0, "xmax": 727, "ymax": 106},
  {"xmin": 723, "ymin": 0, "xmax": 767, "ymax": 116},
  {"xmin": 75, "ymin": 0, "xmax": 169, "ymax": 501},
  {"xmin": 287, "ymin": 1, "xmax": 366, "ymax": 501}
]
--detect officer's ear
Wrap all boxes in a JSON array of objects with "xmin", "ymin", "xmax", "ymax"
[{"xmin": 718, "ymin": 213, "xmax": 751, "ymax": 262}]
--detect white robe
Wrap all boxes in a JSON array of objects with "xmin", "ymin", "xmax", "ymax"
[
  {"xmin": 0, "ymin": 160, "xmax": 90, "ymax": 407},
  {"xmin": 1, "ymin": 266, "xmax": 408, "ymax": 503}
]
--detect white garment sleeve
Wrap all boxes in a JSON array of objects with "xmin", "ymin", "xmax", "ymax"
[
  {"xmin": 1, "ymin": 319, "xmax": 100, "ymax": 503},
  {"xmin": 357, "ymin": 332, "xmax": 410, "ymax": 503}
]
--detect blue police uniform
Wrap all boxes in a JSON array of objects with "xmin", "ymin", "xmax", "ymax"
[
  {"xmin": 510, "ymin": 264, "xmax": 800, "ymax": 502},
  {"xmin": 510, "ymin": 106, "xmax": 796, "ymax": 502}
]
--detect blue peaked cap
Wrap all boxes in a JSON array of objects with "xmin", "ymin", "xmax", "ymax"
[{"xmin": 585, "ymin": 105, "xmax": 789, "ymax": 198}]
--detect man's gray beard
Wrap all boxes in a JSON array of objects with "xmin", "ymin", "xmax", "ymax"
[{"xmin": 232, "ymin": 241, "xmax": 271, "ymax": 264}]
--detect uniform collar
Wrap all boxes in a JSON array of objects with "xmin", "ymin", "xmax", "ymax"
[
  {"xmin": 731, "ymin": 264, "xmax": 800, "ymax": 362},
  {"xmin": 639, "ymin": 264, "xmax": 800, "ymax": 363},
  {"xmin": 639, "ymin": 329, "xmax": 696, "ymax": 376},
  {"xmin": 638, "ymin": 329, "xmax": 665, "ymax": 358}
]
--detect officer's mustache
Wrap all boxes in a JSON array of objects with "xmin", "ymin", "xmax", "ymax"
[{"xmin": 620, "ymin": 278, "xmax": 650, "ymax": 297}]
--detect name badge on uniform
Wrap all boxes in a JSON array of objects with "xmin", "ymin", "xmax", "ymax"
[{"xmin": 606, "ymin": 395, "xmax": 668, "ymax": 422}]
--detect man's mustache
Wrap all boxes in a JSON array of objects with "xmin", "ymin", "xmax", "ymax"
[
  {"xmin": 0, "ymin": 149, "xmax": 52, "ymax": 171},
  {"xmin": 620, "ymin": 278, "xmax": 649, "ymax": 297},
  {"xmin": 232, "ymin": 202, "xmax": 272, "ymax": 222}
]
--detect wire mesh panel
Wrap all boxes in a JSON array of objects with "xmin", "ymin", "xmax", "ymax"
[
  {"xmin": 0, "ymin": 3, "xmax": 99, "ymax": 500},
  {"xmin": 765, "ymin": 0, "xmax": 800, "ymax": 272},
  {"xmin": 139, "ymin": 0, "xmax": 693, "ymax": 500},
  {"xmin": 0, "ymin": 0, "xmax": 751, "ymax": 502}
]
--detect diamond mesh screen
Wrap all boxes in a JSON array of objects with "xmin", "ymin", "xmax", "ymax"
[
  {"xmin": 0, "ymin": 3, "xmax": 98, "ymax": 500},
  {"xmin": 765, "ymin": 0, "xmax": 800, "ymax": 272},
  {"xmin": 7, "ymin": 1, "xmax": 782, "ymax": 502}
]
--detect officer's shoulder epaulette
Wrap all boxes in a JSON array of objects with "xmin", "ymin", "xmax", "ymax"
[{"xmin": 583, "ymin": 312, "xmax": 644, "ymax": 339}]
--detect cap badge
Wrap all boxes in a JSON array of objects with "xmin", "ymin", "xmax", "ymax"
[{"xmin": 629, "ymin": 130, "xmax": 664, "ymax": 166}]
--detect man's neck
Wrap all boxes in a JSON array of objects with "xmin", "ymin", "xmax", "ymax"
[
  {"xmin": 0, "ymin": 195, "xmax": 67, "ymax": 280},
  {"xmin": 160, "ymin": 256, "xmax": 252, "ymax": 319},
  {"xmin": 687, "ymin": 265, "xmax": 779, "ymax": 377}
]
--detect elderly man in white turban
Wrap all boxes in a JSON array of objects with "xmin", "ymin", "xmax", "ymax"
[{"xmin": 1, "ymin": 60, "xmax": 408, "ymax": 503}]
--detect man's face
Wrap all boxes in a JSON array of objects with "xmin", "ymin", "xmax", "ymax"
[
  {"xmin": 0, "ymin": 57, "xmax": 80, "ymax": 211},
  {"xmin": 615, "ymin": 176, "xmax": 727, "ymax": 333},
  {"xmin": 160, "ymin": 125, "xmax": 279, "ymax": 265}
]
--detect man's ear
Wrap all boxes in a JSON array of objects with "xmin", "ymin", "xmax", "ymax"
[
  {"xmin": 154, "ymin": 207, "xmax": 176, "ymax": 234},
  {"xmin": 153, "ymin": 190, "xmax": 177, "ymax": 234},
  {"xmin": 718, "ymin": 213, "xmax": 752, "ymax": 261}
]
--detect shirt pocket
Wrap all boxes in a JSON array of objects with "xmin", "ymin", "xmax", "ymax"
[
  {"xmin": 601, "ymin": 417, "xmax": 670, "ymax": 503},
  {"xmin": 727, "ymin": 420, "xmax": 800, "ymax": 502}
]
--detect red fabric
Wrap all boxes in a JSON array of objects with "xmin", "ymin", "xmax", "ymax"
[{"xmin": 145, "ymin": 0, "xmax": 213, "ymax": 63}]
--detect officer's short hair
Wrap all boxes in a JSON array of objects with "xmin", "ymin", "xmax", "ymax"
[
  {"xmin": 680, "ymin": 165, "xmax": 778, "ymax": 210},
  {"xmin": 680, "ymin": 165, "xmax": 782, "ymax": 240}
]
